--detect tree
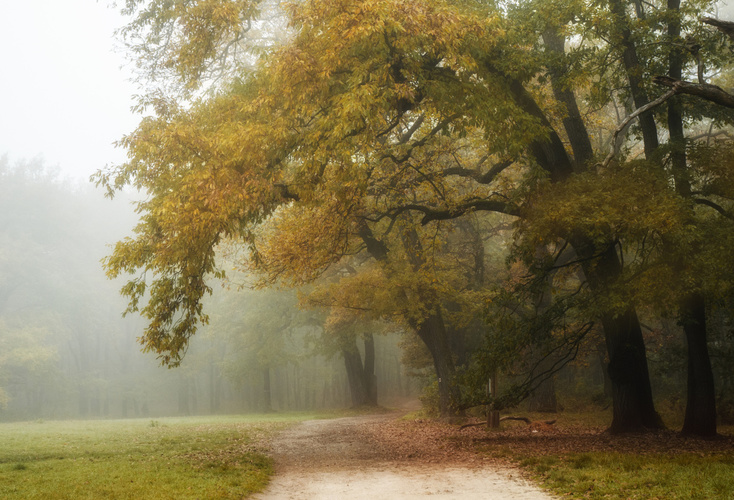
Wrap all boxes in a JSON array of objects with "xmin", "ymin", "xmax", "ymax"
[{"xmin": 100, "ymin": 0, "xmax": 734, "ymax": 431}]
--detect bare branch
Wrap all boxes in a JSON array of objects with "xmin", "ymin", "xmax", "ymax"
[
  {"xmin": 441, "ymin": 158, "xmax": 514, "ymax": 184},
  {"xmin": 654, "ymin": 76, "xmax": 734, "ymax": 108},
  {"xmin": 391, "ymin": 199, "xmax": 520, "ymax": 225},
  {"xmin": 694, "ymin": 198, "xmax": 734, "ymax": 220},
  {"xmin": 600, "ymin": 88, "xmax": 677, "ymax": 169},
  {"xmin": 701, "ymin": 17, "xmax": 734, "ymax": 41}
]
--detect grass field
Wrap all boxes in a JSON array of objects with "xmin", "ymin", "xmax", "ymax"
[
  {"xmin": 4, "ymin": 407, "xmax": 733, "ymax": 499},
  {"xmin": 522, "ymin": 451, "xmax": 734, "ymax": 499},
  {"xmin": 0, "ymin": 413, "xmax": 314, "ymax": 499},
  {"xmin": 503, "ymin": 409, "xmax": 734, "ymax": 500}
]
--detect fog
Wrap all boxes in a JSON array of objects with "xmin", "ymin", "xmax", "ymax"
[{"xmin": 0, "ymin": 157, "xmax": 416, "ymax": 421}]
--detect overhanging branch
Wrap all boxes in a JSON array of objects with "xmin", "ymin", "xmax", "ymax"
[
  {"xmin": 600, "ymin": 87, "xmax": 677, "ymax": 169},
  {"xmin": 391, "ymin": 199, "xmax": 520, "ymax": 225},
  {"xmin": 694, "ymin": 198, "xmax": 734, "ymax": 220},
  {"xmin": 653, "ymin": 76, "xmax": 734, "ymax": 108}
]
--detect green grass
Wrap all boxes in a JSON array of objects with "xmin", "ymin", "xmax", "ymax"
[
  {"xmin": 484, "ymin": 407, "xmax": 734, "ymax": 499},
  {"xmin": 521, "ymin": 452, "xmax": 734, "ymax": 499},
  {"xmin": 0, "ymin": 413, "xmax": 315, "ymax": 499}
]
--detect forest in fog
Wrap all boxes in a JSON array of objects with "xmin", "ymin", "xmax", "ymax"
[
  {"xmin": 4, "ymin": 153, "xmax": 734, "ymax": 425},
  {"xmin": 6, "ymin": 0, "xmax": 734, "ymax": 441},
  {"xmin": 0, "ymin": 156, "xmax": 415, "ymax": 421}
]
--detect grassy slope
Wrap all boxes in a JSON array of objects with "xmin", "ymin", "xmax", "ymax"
[{"xmin": 0, "ymin": 414, "xmax": 314, "ymax": 500}]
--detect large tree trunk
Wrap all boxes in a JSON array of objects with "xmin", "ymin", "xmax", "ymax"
[
  {"xmin": 508, "ymin": 30, "xmax": 663, "ymax": 431},
  {"xmin": 504, "ymin": 75, "xmax": 662, "ymax": 431},
  {"xmin": 358, "ymin": 222, "xmax": 459, "ymax": 417},
  {"xmin": 666, "ymin": 0, "xmax": 717, "ymax": 437},
  {"xmin": 602, "ymin": 306, "xmax": 662, "ymax": 432},
  {"xmin": 577, "ymin": 242, "xmax": 662, "ymax": 432},
  {"xmin": 342, "ymin": 335, "xmax": 378, "ymax": 407},
  {"xmin": 363, "ymin": 333, "xmax": 378, "ymax": 404},
  {"xmin": 542, "ymin": 29, "xmax": 594, "ymax": 169},
  {"xmin": 415, "ymin": 311, "xmax": 460, "ymax": 417},
  {"xmin": 596, "ymin": 341, "xmax": 613, "ymax": 399},
  {"xmin": 609, "ymin": 0, "xmax": 659, "ymax": 157},
  {"xmin": 680, "ymin": 293, "xmax": 717, "ymax": 436}
]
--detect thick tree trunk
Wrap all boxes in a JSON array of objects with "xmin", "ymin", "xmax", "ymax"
[
  {"xmin": 509, "ymin": 72, "xmax": 660, "ymax": 428},
  {"xmin": 597, "ymin": 342, "xmax": 613, "ymax": 399},
  {"xmin": 666, "ymin": 0, "xmax": 717, "ymax": 437},
  {"xmin": 609, "ymin": 0, "xmax": 659, "ymax": 157},
  {"xmin": 528, "ymin": 356, "xmax": 558, "ymax": 413},
  {"xmin": 342, "ymin": 348, "xmax": 369, "ymax": 406},
  {"xmin": 363, "ymin": 333, "xmax": 378, "ymax": 405},
  {"xmin": 358, "ymin": 222, "xmax": 458, "ymax": 417},
  {"xmin": 602, "ymin": 306, "xmax": 662, "ymax": 432},
  {"xmin": 680, "ymin": 293, "xmax": 717, "ymax": 436},
  {"xmin": 571, "ymin": 239, "xmax": 662, "ymax": 432},
  {"xmin": 342, "ymin": 336, "xmax": 378, "ymax": 407},
  {"xmin": 542, "ymin": 29, "xmax": 594, "ymax": 169},
  {"xmin": 415, "ymin": 311, "xmax": 460, "ymax": 417},
  {"xmin": 512, "ymin": 31, "xmax": 662, "ymax": 430}
]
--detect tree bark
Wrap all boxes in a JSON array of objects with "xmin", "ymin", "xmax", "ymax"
[
  {"xmin": 603, "ymin": 306, "xmax": 663, "ymax": 431},
  {"xmin": 608, "ymin": 0, "xmax": 660, "ymax": 157},
  {"xmin": 654, "ymin": 76, "xmax": 734, "ymax": 108},
  {"xmin": 501, "ymin": 66, "xmax": 662, "ymax": 432},
  {"xmin": 667, "ymin": 0, "xmax": 717, "ymax": 436},
  {"xmin": 680, "ymin": 293, "xmax": 717, "ymax": 436},
  {"xmin": 542, "ymin": 29, "xmax": 594, "ymax": 169},
  {"xmin": 415, "ymin": 311, "xmax": 460, "ymax": 416},
  {"xmin": 363, "ymin": 333, "xmax": 378, "ymax": 405},
  {"xmin": 342, "ymin": 336, "xmax": 378, "ymax": 407},
  {"xmin": 577, "ymin": 242, "xmax": 663, "ymax": 432},
  {"xmin": 358, "ymin": 222, "xmax": 459, "ymax": 417}
]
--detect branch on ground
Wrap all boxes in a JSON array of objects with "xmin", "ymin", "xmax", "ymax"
[{"xmin": 459, "ymin": 416, "xmax": 557, "ymax": 430}]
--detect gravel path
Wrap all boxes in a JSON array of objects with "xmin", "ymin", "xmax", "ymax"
[{"xmin": 252, "ymin": 413, "xmax": 556, "ymax": 499}]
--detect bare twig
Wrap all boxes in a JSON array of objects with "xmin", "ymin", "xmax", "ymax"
[{"xmin": 600, "ymin": 88, "xmax": 677, "ymax": 169}]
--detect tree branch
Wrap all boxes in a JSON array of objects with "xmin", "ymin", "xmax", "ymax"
[
  {"xmin": 440, "ymin": 158, "xmax": 514, "ymax": 184},
  {"xmin": 653, "ymin": 76, "xmax": 734, "ymax": 108},
  {"xmin": 701, "ymin": 17, "xmax": 734, "ymax": 41},
  {"xmin": 392, "ymin": 199, "xmax": 520, "ymax": 225},
  {"xmin": 600, "ymin": 87, "xmax": 678, "ymax": 169},
  {"xmin": 694, "ymin": 198, "xmax": 734, "ymax": 220}
]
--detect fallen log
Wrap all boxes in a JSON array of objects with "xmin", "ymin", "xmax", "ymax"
[{"xmin": 459, "ymin": 416, "xmax": 556, "ymax": 430}]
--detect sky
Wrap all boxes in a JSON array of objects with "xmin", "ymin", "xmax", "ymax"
[{"xmin": 0, "ymin": 1, "xmax": 138, "ymax": 182}]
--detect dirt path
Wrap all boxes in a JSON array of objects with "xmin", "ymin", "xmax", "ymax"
[{"xmin": 252, "ymin": 412, "xmax": 556, "ymax": 499}]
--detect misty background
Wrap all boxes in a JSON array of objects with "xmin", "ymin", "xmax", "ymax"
[
  {"xmin": 0, "ymin": 157, "xmax": 416, "ymax": 420},
  {"xmin": 0, "ymin": 1, "xmax": 421, "ymax": 422}
]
